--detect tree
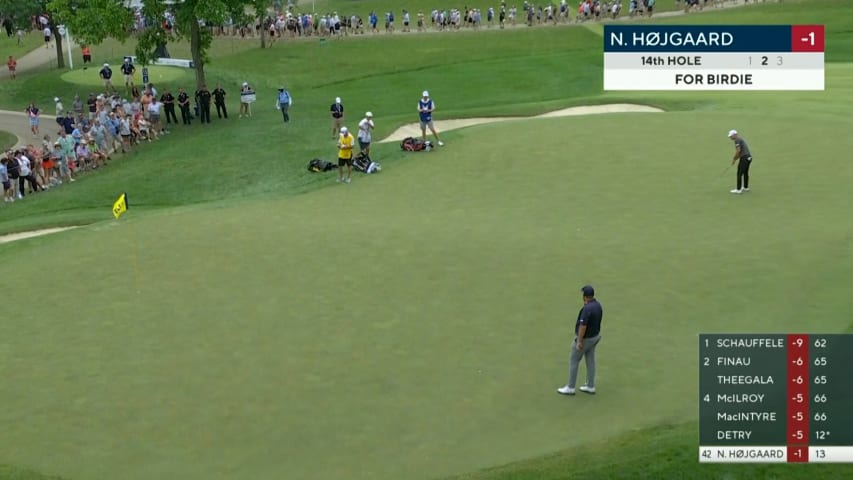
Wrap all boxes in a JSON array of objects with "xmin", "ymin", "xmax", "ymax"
[
  {"xmin": 246, "ymin": 0, "xmax": 272, "ymax": 49},
  {"xmin": 47, "ymin": 0, "xmax": 133, "ymax": 47},
  {"xmin": 136, "ymin": 0, "xmax": 250, "ymax": 89},
  {"xmin": 0, "ymin": 0, "xmax": 65, "ymax": 68}
]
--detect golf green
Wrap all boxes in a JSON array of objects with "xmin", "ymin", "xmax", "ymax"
[
  {"xmin": 3, "ymin": 108, "xmax": 853, "ymax": 480},
  {"xmin": 60, "ymin": 65, "xmax": 188, "ymax": 88}
]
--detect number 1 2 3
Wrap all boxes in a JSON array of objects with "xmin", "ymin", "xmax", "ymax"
[{"xmin": 750, "ymin": 56, "xmax": 783, "ymax": 66}]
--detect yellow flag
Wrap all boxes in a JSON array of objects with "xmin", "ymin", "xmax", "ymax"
[{"xmin": 112, "ymin": 192, "xmax": 128, "ymax": 219}]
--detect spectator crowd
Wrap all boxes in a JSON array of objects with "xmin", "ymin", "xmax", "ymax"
[{"xmin": 1, "ymin": 58, "xmax": 236, "ymax": 205}]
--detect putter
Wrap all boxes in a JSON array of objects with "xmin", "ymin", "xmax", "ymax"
[{"xmin": 719, "ymin": 163, "xmax": 733, "ymax": 178}]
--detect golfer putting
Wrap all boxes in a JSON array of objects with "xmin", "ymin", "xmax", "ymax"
[{"xmin": 728, "ymin": 129, "xmax": 753, "ymax": 194}]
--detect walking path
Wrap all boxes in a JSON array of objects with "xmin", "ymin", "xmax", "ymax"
[{"xmin": 2, "ymin": 38, "xmax": 77, "ymax": 148}]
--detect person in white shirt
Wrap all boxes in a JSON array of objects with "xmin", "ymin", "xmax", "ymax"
[
  {"xmin": 357, "ymin": 112, "xmax": 374, "ymax": 155},
  {"xmin": 16, "ymin": 151, "xmax": 43, "ymax": 196},
  {"xmin": 147, "ymin": 98, "xmax": 163, "ymax": 135},
  {"xmin": 43, "ymin": 26, "xmax": 52, "ymax": 49}
]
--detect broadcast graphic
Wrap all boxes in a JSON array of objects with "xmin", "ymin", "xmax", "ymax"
[
  {"xmin": 604, "ymin": 25, "xmax": 824, "ymax": 90},
  {"xmin": 699, "ymin": 334, "xmax": 853, "ymax": 463}
]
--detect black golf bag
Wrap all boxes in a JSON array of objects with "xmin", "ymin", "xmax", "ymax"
[
  {"xmin": 353, "ymin": 152, "xmax": 381, "ymax": 174},
  {"xmin": 307, "ymin": 158, "xmax": 336, "ymax": 172}
]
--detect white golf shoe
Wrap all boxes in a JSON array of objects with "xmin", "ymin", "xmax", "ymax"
[
  {"xmin": 557, "ymin": 385, "xmax": 576, "ymax": 395},
  {"xmin": 579, "ymin": 385, "xmax": 596, "ymax": 394},
  {"xmin": 730, "ymin": 189, "xmax": 742, "ymax": 194}
]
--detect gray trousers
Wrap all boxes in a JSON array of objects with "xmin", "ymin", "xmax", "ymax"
[{"xmin": 568, "ymin": 334, "xmax": 601, "ymax": 388}]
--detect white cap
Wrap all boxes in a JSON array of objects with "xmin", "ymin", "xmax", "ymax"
[
  {"xmin": 365, "ymin": 111, "xmax": 373, "ymax": 117},
  {"xmin": 340, "ymin": 126, "xmax": 348, "ymax": 133},
  {"xmin": 422, "ymin": 90, "xmax": 429, "ymax": 97},
  {"xmin": 242, "ymin": 81, "xmax": 248, "ymax": 86},
  {"xmin": 728, "ymin": 129, "xmax": 738, "ymax": 137},
  {"xmin": 103, "ymin": 63, "xmax": 109, "ymax": 67},
  {"xmin": 335, "ymin": 97, "xmax": 341, "ymax": 103},
  {"xmin": 54, "ymin": 97, "xmax": 59, "ymax": 102}
]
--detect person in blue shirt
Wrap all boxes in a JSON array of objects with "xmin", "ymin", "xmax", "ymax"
[
  {"xmin": 276, "ymin": 87, "xmax": 292, "ymax": 123},
  {"xmin": 417, "ymin": 91, "xmax": 444, "ymax": 146},
  {"xmin": 558, "ymin": 285, "xmax": 603, "ymax": 396}
]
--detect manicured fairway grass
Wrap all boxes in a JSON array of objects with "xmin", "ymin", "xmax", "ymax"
[
  {"xmin": 0, "ymin": 29, "xmax": 46, "ymax": 62},
  {"xmin": 60, "ymin": 65, "xmax": 189, "ymax": 88},
  {"xmin": 0, "ymin": 131, "xmax": 15, "ymax": 149},
  {"xmin": 2, "ymin": 1, "xmax": 852, "ymax": 480},
  {"xmin": 3, "ymin": 110, "xmax": 853, "ymax": 480}
]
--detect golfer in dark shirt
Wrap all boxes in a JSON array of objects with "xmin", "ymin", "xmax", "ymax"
[
  {"xmin": 558, "ymin": 285, "xmax": 603, "ymax": 395},
  {"xmin": 728, "ymin": 129, "xmax": 752, "ymax": 194}
]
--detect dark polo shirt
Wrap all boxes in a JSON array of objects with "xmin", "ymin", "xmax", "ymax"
[{"xmin": 575, "ymin": 299, "xmax": 603, "ymax": 338}]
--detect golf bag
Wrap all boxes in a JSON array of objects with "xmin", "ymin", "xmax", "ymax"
[
  {"xmin": 307, "ymin": 158, "xmax": 336, "ymax": 172},
  {"xmin": 400, "ymin": 137, "xmax": 433, "ymax": 152},
  {"xmin": 353, "ymin": 152, "xmax": 381, "ymax": 174}
]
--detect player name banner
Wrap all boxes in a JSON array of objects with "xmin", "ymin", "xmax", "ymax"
[
  {"xmin": 698, "ymin": 334, "xmax": 853, "ymax": 464},
  {"xmin": 603, "ymin": 25, "xmax": 824, "ymax": 91}
]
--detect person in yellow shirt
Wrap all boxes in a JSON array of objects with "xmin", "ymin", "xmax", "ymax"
[{"xmin": 337, "ymin": 126, "xmax": 355, "ymax": 183}]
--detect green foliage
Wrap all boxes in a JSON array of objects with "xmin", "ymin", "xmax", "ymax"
[
  {"xmin": 0, "ymin": 0, "xmax": 47, "ymax": 30},
  {"xmin": 135, "ymin": 0, "xmax": 252, "ymax": 86},
  {"xmin": 45, "ymin": 0, "xmax": 133, "ymax": 46},
  {"xmin": 0, "ymin": 131, "xmax": 16, "ymax": 150}
]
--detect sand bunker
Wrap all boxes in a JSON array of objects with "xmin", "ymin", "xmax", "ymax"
[
  {"xmin": 0, "ymin": 226, "xmax": 79, "ymax": 245},
  {"xmin": 378, "ymin": 103, "xmax": 663, "ymax": 143}
]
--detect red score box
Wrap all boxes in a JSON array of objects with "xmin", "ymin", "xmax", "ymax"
[
  {"xmin": 786, "ymin": 334, "xmax": 810, "ymax": 449},
  {"xmin": 791, "ymin": 25, "xmax": 825, "ymax": 52},
  {"xmin": 788, "ymin": 446, "xmax": 808, "ymax": 463}
]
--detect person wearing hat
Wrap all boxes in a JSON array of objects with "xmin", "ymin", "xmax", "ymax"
[
  {"xmin": 558, "ymin": 285, "xmax": 603, "ymax": 396},
  {"xmin": 357, "ymin": 112, "xmax": 374, "ymax": 155},
  {"xmin": 330, "ymin": 97, "xmax": 344, "ymax": 139},
  {"xmin": 276, "ymin": 86, "xmax": 292, "ymax": 123},
  {"xmin": 120, "ymin": 58, "xmax": 136, "ymax": 92},
  {"xmin": 239, "ymin": 82, "xmax": 254, "ymax": 118},
  {"xmin": 99, "ymin": 63, "xmax": 114, "ymax": 94},
  {"xmin": 337, "ymin": 126, "xmax": 355, "ymax": 183},
  {"xmin": 417, "ymin": 91, "xmax": 444, "ymax": 146},
  {"xmin": 727, "ymin": 129, "xmax": 753, "ymax": 194}
]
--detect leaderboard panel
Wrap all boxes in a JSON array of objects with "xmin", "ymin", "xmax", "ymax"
[
  {"xmin": 699, "ymin": 334, "xmax": 853, "ymax": 463},
  {"xmin": 603, "ymin": 25, "xmax": 824, "ymax": 91}
]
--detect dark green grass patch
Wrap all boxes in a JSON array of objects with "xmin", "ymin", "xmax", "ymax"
[{"xmin": 0, "ymin": 130, "xmax": 16, "ymax": 149}]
